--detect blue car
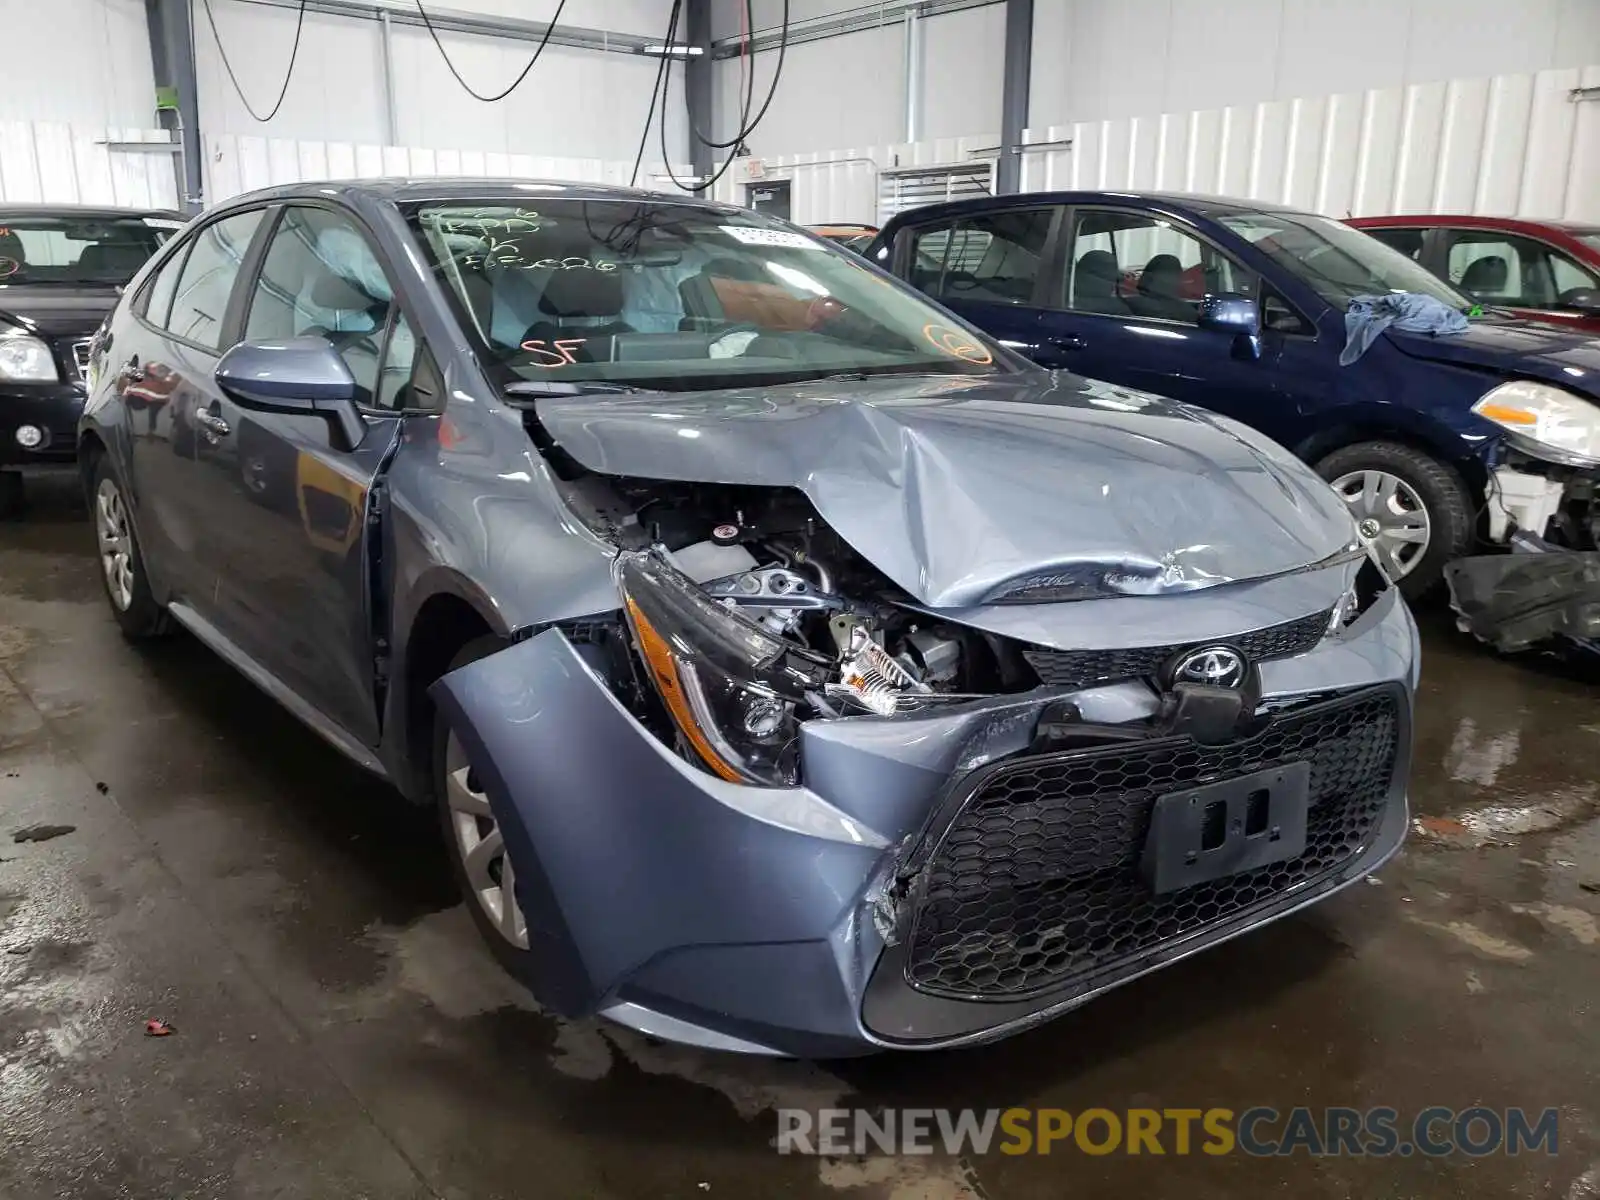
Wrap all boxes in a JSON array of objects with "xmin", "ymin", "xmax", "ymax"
[{"xmin": 872, "ymin": 192, "xmax": 1600, "ymax": 598}]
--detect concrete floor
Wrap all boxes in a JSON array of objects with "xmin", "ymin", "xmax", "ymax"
[{"xmin": 1, "ymin": 474, "xmax": 1597, "ymax": 1200}]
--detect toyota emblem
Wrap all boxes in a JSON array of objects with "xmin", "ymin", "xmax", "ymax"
[{"xmin": 1172, "ymin": 646, "xmax": 1247, "ymax": 689}]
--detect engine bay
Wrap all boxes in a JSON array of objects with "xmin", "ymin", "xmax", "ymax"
[{"xmin": 566, "ymin": 474, "xmax": 1040, "ymax": 716}]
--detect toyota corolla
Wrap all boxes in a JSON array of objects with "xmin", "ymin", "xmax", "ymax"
[{"xmin": 80, "ymin": 180, "xmax": 1417, "ymax": 1055}]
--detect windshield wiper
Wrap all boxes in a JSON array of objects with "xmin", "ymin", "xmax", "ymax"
[{"xmin": 502, "ymin": 380, "xmax": 656, "ymax": 403}]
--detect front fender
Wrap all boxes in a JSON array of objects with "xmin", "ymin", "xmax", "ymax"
[{"xmin": 429, "ymin": 628, "xmax": 888, "ymax": 1019}]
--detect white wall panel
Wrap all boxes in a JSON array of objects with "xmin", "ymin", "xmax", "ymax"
[
  {"xmin": 0, "ymin": 0, "xmax": 155, "ymax": 127},
  {"xmin": 0, "ymin": 123, "xmax": 180, "ymax": 210},
  {"xmin": 1030, "ymin": 0, "xmax": 1600, "ymax": 130},
  {"xmin": 1014, "ymin": 65, "xmax": 1600, "ymax": 224},
  {"xmin": 194, "ymin": 0, "xmax": 682, "ymax": 167},
  {"xmin": 920, "ymin": 5, "xmax": 1004, "ymax": 141},
  {"xmin": 203, "ymin": 131, "xmax": 687, "ymax": 204}
]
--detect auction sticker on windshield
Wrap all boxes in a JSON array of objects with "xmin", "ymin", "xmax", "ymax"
[{"xmin": 720, "ymin": 226, "xmax": 825, "ymax": 249}]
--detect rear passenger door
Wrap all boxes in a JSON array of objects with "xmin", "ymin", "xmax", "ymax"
[
  {"xmin": 895, "ymin": 207, "xmax": 1059, "ymax": 355},
  {"xmin": 113, "ymin": 207, "xmax": 268, "ymax": 604}
]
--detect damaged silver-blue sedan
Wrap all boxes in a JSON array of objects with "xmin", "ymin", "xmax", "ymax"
[{"xmin": 79, "ymin": 180, "xmax": 1418, "ymax": 1056}]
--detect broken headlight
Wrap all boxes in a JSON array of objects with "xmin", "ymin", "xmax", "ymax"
[
  {"xmin": 616, "ymin": 550, "xmax": 830, "ymax": 786},
  {"xmin": 1327, "ymin": 550, "xmax": 1391, "ymax": 634}
]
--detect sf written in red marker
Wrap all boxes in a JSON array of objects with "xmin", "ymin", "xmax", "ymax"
[{"xmin": 519, "ymin": 338, "xmax": 587, "ymax": 367}]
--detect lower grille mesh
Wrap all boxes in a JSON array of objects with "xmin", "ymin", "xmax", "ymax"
[{"xmin": 904, "ymin": 688, "xmax": 1401, "ymax": 1001}]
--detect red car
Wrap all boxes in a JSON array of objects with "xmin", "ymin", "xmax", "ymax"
[{"xmin": 1348, "ymin": 214, "xmax": 1600, "ymax": 332}]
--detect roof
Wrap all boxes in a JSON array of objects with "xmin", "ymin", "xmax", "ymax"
[
  {"xmin": 0, "ymin": 203, "xmax": 184, "ymax": 220},
  {"xmin": 214, "ymin": 177, "xmax": 739, "ymax": 211},
  {"xmin": 880, "ymin": 189, "xmax": 1311, "ymax": 225},
  {"xmin": 1349, "ymin": 213, "xmax": 1600, "ymax": 233}
]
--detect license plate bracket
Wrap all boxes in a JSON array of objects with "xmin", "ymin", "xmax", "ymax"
[{"xmin": 1139, "ymin": 761, "xmax": 1311, "ymax": 895}]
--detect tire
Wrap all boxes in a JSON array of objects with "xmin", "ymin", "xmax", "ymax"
[
  {"xmin": 1315, "ymin": 440, "xmax": 1474, "ymax": 601},
  {"xmin": 89, "ymin": 455, "xmax": 173, "ymax": 639},
  {"xmin": 0, "ymin": 471, "xmax": 22, "ymax": 521},
  {"xmin": 429, "ymin": 636, "xmax": 535, "ymax": 981}
]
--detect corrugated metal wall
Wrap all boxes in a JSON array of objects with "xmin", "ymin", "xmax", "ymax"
[
  {"xmin": 0, "ymin": 123, "xmax": 180, "ymax": 209},
  {"xmin": 203, "ymin": 133, "xmax": 687, "ymax": 203},
  {"xmin": 715, "ymin": 65, "xmax": 1600, "ymax": 228}
]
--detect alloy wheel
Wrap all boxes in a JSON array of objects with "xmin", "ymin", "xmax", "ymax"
[
  {"xmin": 445, "ymin": 730, "xmax": 528, "ymax": 949},
  {"xmin": 1330, "ymin": 469, "xmax": 1432, "ymax": 581},
  {"xmin": 95, "ymin": 476, "xmax": 135, "ymax": 611}
]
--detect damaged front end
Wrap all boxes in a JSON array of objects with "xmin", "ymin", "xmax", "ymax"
[{"xmin": 430, "ymin": 467, "xmax": 1416, "ymax": 1056}]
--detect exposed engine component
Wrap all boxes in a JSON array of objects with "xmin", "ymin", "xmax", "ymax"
[
  {"xmin": 704, "ymin": 564, "xmax": 843, "ymax": 635},
  {"xmin": 587, "ymin": 478, "xmax": 1038, "ymax": 725},
  {"xmin": 826, "ymin": 616, "xmax": 930, "ymax": 715}
]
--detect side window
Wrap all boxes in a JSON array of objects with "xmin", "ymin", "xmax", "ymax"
[
  {"xmin": 1064, "ymin": 210, "xmax": 1245, "ymax": 322},
  {"xmin": 245, "ymin": 206, "xmax": 395, "ymax": 406},
  {"xmin": 138, "ymin": 244, "xmax": 189, "ymax": 327},
  {"xmin": 375, "ymin": 311, "xmax": 418, "ymax": 411},
  {"xmin": 1364, "ymin": 227, "xmax": 1426, "ymax": 261},
  {"xmin": 907, "ymin": 210, "xmax": 1053, "ymax": 305},
  {"xmin": 1549, "ymin": 252, "xmax": 1598, "ymax": 298},
  {"xmin": 164, "ymin": 209, "xmax": 265, "ymax": 350}
]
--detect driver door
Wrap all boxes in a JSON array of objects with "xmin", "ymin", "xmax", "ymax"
[{"xmin": 194, "ymin": 203, "xmax": 415, "ymax": 747}]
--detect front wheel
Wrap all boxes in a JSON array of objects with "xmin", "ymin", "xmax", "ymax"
[
  {"xmin": 1316, "ymin": 440, "xmax": 1473, "ymax": 600},
  {"xmin": 431, "ymin": 638, "xmax": 536, "ymax": 981}
]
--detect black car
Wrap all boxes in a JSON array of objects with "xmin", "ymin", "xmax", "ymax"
[{"xmin": 0, "ymin": 205, "xmax": 182, "ymax": 514}]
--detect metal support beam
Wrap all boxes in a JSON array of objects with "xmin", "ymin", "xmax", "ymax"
[
  {"xmin": 684, "ymin": 0, "xmax": 713, "ymax": 190},
  {"xmin": 711, "ymin": 0, "xmax": 1000, "ymax": 59},
  {"xmin": 378, "ymin": 9, "xmax": 399, "ymax": 144},
  {"xmin": 234, "ymin": 0, "xmax": 657, "ymax": 56},
  {"xmin": 145, "ymin": 0, "xmax": 204, "ymax": 211},
  {"xmin": 996, "ymin": 0, "xmax": 1032, "ymax": 194},
  {"xmin": 902, "ymin": 8, "xmax": 923, "ymax": 144}
]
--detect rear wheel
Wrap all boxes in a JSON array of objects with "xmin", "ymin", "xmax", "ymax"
[
  {"xmin": 1316, "ymin": 440, "xmax": 1473, "ymax": 600},
  {"xmin": 431, "ymin": 637, "xmax": 535, "ymax": 977},
  {"xmin": 90, "ymin": 456, "xmax": 172, "ymax": 639}
]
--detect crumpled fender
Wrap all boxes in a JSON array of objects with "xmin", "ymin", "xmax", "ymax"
[{"xmin": 429, "ymin": 627, "xmax": 889, "ymax": 1018}]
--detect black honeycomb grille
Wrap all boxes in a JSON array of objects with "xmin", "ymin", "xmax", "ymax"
[
  {"xmin": 1022, "ymin": 608, "xmax": 1333, "ymax": 689},
  {"xmin": 904, "ymin": 688, "xmax": 1401, "ymax": 1001}
]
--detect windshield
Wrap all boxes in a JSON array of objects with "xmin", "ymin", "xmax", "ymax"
[
  {"xmin": 1219, "ymin": 210, "xmax": 1472, "ymax": 310},
  {"xmin": 411, "ymin": 200, "xmax": 1005, "ymax": 390},
  {"xmin": 0, "ymin": 215, "xmax": 175, "ymax": 285}
]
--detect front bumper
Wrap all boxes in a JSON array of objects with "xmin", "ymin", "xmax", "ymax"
[
  {"xmin": 0, "ymin": 384, "xmax": 85, "ymax": 467},
  {"xmin": 432, "ymin": 587, "xmax": 1418, "ymax": 1057}
]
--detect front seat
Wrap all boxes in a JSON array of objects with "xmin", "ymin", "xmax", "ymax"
[
  {"xmin": 1459, "ymin": 255, "xmax": 1508, "ymax": 297},
  {"xmin": 0, "ymin": 231, "xmax": 27, "ymax": 280},
  {"xmin": 524, "ymin": 267, "xmax": 634, "ymax": 362},
  {"xmin": 1131, "ymin": 253, "xmax": 1192, "ymax": 321},
  {"xmin": 1071, "ymin": 250, "xmax": 1129, "ymax": 315}
]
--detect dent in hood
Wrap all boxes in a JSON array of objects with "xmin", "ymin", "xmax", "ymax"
[{"xmin": 535, "ymin": 371, "xmax": 1357, "ymax": 609}]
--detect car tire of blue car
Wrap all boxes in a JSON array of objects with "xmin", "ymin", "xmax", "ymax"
[
  {"xmin": 1315, "ymin": 440, "xmax": 1473, "ymax": 601},
  {"xmin": 89, "ymin": 456, "xmax": 173, "ymax": 641},
  {"xmin": 430, "ymin": 635, "xmax": 538, "ymax": 981}
]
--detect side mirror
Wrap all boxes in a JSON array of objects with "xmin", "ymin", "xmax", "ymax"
[
  {"xmin": 1198, "ymin": 293, "xmax": 1262, "ymax": 360},
  {"xmin": 215, "ymin": 337, "xmax": 366, "ymax": 450},
  {"xmin": 1557, "ymin": 287, "xmax": 1600, "ymax": 316}
]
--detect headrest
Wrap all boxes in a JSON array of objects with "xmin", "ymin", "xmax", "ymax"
[{"xmin": 537, "ymin": 267, "xmax": 625, "ymax": 318}]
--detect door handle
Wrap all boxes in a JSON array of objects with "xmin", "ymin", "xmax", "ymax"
[
  {"xmin": 195, "ymin": 409, "xmax": 231, "ymax": 438},
  {"xmin": 1044, "ymin": 335, "xmax": 1087, "ymax": 351}
]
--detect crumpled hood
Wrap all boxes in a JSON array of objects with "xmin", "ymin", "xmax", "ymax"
[
  {"xmin": 536, "ymin": 371, "xmax": 1356, "ymax": 609},
  {"xmin": 0, "ymin": 284, "xmax": 120, "ymax": 339},
  {"xmin": 1386, "ymin": 316, "xmax": 1600, "ymax": 400}
]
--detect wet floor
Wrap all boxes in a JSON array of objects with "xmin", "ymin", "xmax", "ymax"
[{"xmin": 1, "ymin": 473, "xmax": 1597, "ymax": 1200}]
